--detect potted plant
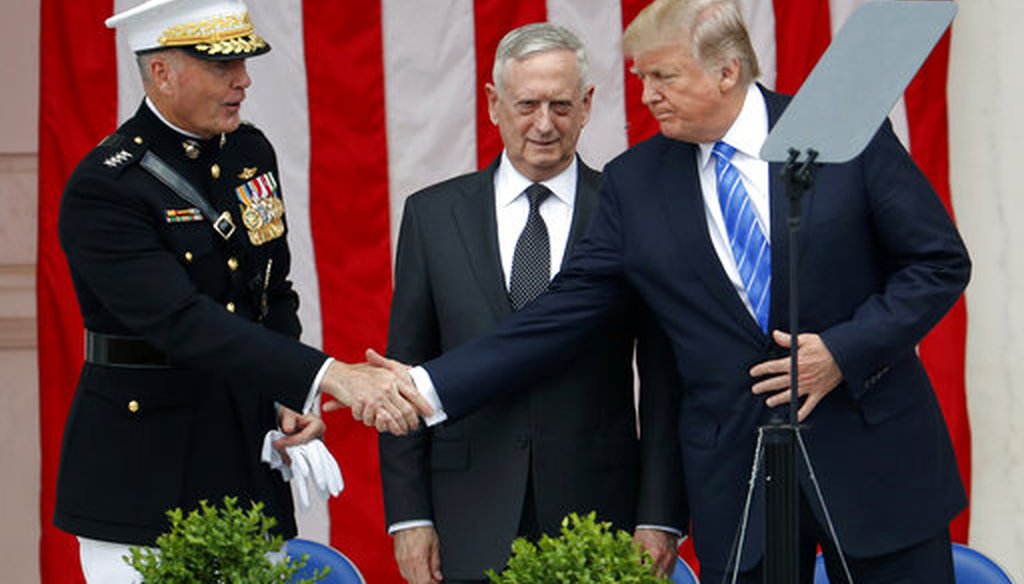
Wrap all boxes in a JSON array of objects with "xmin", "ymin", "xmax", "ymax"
[
  {"xmin": 126, "ymin": 496, "xmax": 327, "ymax": 583},
  {"xmin": 487, "ymin": 511, "xmax": 670, "ymax": 583}
]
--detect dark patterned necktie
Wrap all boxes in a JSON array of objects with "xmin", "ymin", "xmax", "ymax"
[{"xmin": 509, "ymin": 183, "xmax": 552, "ymax": 311}]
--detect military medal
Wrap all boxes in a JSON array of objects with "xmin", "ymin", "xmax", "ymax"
[{"xmin": 235, "ymin": 171, "xmax": 285, "ymax": 246}]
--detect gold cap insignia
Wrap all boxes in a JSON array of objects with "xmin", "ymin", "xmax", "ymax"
[{"xmin": 105, "ymin": 1, "xmax": 271, "ymax": 61}]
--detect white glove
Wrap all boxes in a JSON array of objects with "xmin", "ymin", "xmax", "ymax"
[{"xmin": 261, "ymin": 430, "xmax": 344, "ymax": 510}]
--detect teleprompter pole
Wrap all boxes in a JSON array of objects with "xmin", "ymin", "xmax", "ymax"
[{"xmin": 762, "ymin": 148, "xmax": 817, "ymax": 584}]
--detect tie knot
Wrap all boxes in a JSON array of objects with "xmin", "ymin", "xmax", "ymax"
[
  {"xmin": 525, "ymin": 183, "xmax": 551, "ymax": 211},
  {"xmin": 712, "ymin": 141, "xmax": 737, "ymax": 162}
]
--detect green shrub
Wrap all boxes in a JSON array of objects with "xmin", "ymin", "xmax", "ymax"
[
  {"xmin": 487, "ymin": 511, "xmax": 670, "ymax": 583},
  {"xmin": 126, "ymin": 496, "xmax": 327, "ymax": 583}
]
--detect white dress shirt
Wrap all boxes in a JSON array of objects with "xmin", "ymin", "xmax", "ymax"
[{"xmin": 494, "ymin": 151, "xmax": 578, "ymax": 285}]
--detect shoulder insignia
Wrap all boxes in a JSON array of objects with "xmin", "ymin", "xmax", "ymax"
[
  {"xmin": 97, "ymin": 131, "xmax": 147, "ymax": 172},
  {"xmin": 103, "ymin": 149, "xmax": 135, "ymax": 168}
]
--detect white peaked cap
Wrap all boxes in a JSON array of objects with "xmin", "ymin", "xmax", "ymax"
[{"xmin": 105, "ymin": 0, "xmax": 270, "ymax": 60}]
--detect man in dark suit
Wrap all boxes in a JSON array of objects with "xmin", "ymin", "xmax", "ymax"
[
  {"xmin": 55, "ymin": 0, "xmax": 426, "ymax": 580},
  {"xmin": 366, "ymin": 1, "xmax": 971, "ymax": 582},
  {"xmin": 377, "ymin": 23, "xmax": 686, "ymax": 584}
]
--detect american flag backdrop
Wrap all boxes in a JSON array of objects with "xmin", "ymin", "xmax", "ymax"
[{"xmin": 37, "ymin": 0, "xmax": 968, "ymax": 581}]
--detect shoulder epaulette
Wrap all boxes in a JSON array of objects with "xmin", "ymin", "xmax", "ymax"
[
  {"xmin": 231, "ymin": 121, "xmax": 268, "ymax": 144},
  {"xmin": 97, "ymin": 132, "xmax": 148, "ymax": 172},
  {"xmin": 234, "ymin": 120, "xmax": 264, "ymax": 137}
]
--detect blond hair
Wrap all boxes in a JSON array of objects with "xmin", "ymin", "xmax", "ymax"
[{"xmin": 623, "ymin": 0, "xmax": 759, "ymax": 86}]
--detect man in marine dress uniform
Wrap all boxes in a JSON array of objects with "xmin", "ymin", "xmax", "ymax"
[{"xmin": 54, "ymin": 0, "xmax": 430, "ymax": 580}]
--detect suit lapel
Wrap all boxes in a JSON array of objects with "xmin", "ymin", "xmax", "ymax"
[
  {"xmin": 450, "ymin": 162, "xmax": 513, "ymax": 319},
  {"xmin": 658, "ymin": 138, "xmax": 764, "ymax": 341},
  {"xmin": 563, "ymin": 160, "xmax": 601, "ymax": 268}
]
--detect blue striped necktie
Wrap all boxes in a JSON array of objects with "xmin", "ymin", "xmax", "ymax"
[{"xmin": 712, "ymin": 141, "xmax": 771, "ymax": 333}]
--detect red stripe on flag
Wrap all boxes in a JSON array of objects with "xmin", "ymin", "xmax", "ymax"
[
  {"xmin": 473, "ymin": 0, "xmax": 548, "ymax": 168},
  {"xmin": 37, "ymin": 0, "xmax": 116, "ymax": 581},
  {"xmin": 771, "ymin": 0, "xmax": 832, "ymax": 94},
  {"xmin": 621, "ymin": 0, "xmax": 660, "ymax": 146},
  {"xmin": 301, "ymin": 1, "xmax": 397, "ymax": 581},
  {"xmin": 904, "ymin": 30, "xmax": 971, "ymax": 544}
]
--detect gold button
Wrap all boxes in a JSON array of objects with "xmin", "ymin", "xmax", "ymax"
[
  {"xmin": 133, "ymin": 136, "xmax": 144, "ymax": 145},
  {"xmin": 227, "ymin": 257, "xmax": 239, "ymax": 271},
  {"xmin": 226, "ymin": 302, "xmax": 236, "ymax": 313},
  {"xmin": 184, "ymin": 251, "xmax": 194, "ymax": 262},
  {"xmin": 210, "ymin": 164, "xmax": 221, "ymax": 180},
  {"xmin": 128, "ymin": 400, "xmax": 140, "ymax": 413}
]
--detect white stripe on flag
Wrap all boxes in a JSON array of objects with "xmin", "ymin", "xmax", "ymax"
[
  {"xmin": 382, "ymin": 0, "xmax": 478, "ymax": 256},
  {"xmin": 115, "ymin": 0, "xmax": 146, "ymax": 121},
  {"xmin": 743, "ymin": 0, "xmax": 778, "ymax": 91},
  {"xmin": 246, "ymin": 1, "xmax": 323, "ymax": 354},
  {"xmin": 548, "ymin": 0, "xmax": 630, "ymax": 169}
]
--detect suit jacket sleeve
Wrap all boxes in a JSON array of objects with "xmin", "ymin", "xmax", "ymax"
[
  {"xmin": 634, "ymin": 308, "xmax": 688, "ymax": 532},
  {"xmin": 816, "ymin": 120, "xmax": 971, "ymax": 397},
  {"xmin": 379, "ymin": 196, "xmax": 438, "ymax": 526}
]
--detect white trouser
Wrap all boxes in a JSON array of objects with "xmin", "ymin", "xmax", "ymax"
[
  {"xmin": 78, "ymin": 535, "xmax": 289, "ymax": 581},
  {"xmin": 77, "ymin": 537, "xmax": 145, "ymax": 584}
]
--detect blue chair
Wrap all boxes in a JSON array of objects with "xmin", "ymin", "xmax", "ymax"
[
  {"xmin": 813, "ymin": 543, "xmax": 1014, "ymax": 583},
  {"xmin": 285, "ymin": 538, "xmax": 366, "ymax": 583},
  {"xmin": 952, "ymin": 543, "xmax": 1014, "ymax": 583},
  {"xmin": 671, "ymin": 556, "xmax": 700, "ymax": 583}
]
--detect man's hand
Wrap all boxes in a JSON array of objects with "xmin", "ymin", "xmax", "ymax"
[
  {"xmin": 750, "ymin": 330, "xmax": 843, "ymax": 422},
  {"xmin": 633, "ymin": 527, "xmax": 679, "ymax": 578},
  {"xmin": 273, "ymin": 406, "xmax": 326, "ymax": 464},
  {"xmin": 393, "ymin": 526, "xmax": 442, "ymax": 584},
  {"xmin": 319, "ymin": 350, "xmax": 434, "ymax": 435}
]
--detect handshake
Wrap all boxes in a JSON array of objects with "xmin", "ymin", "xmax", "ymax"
[{"xmin": 319, "ymin": 349, "xmax": 435, "ymax": 435}]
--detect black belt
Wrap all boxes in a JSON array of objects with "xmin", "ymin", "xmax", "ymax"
[{"xmin": 85, "ymin": 331, "xmax": 170, "ymax": 368}]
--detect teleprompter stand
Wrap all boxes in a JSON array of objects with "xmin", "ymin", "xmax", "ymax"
[{"xmin": 722, "ymin": 3, "xmax": 958, "ymax": 583}]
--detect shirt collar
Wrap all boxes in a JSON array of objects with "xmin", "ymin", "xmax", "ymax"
[
  {"xmin": 145, "ymin": 96, "xmax": 204, "ymax": 139},
  {"xmin": 698, "ymin": 84, "xmax": 770, "ymax": 168},
  {"xmin": 495, "ymin": 151, "xmax": 578, "ymax": 209}
]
